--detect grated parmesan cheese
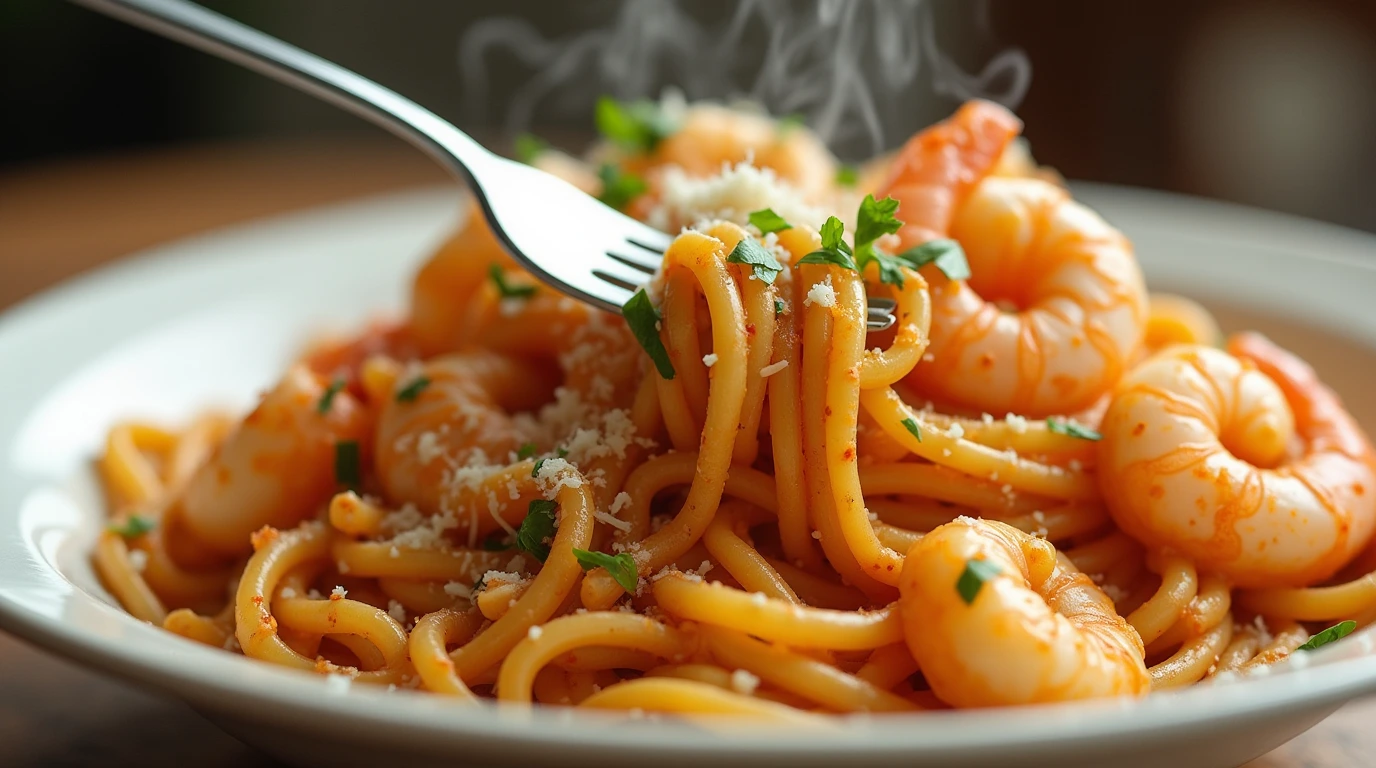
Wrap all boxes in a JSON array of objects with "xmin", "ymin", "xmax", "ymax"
[
  {"xmin": 730, "ymin": 669, "xmax": 761, "ymax": 695},
  {"xmin": 702, "ymin": 353, "xmax": 719, "ymax": 368},
  {"xmin": 1005, "ymin": 413, "xmax": 1029, "ymax": 433},
  {"xmin": 442, "ymin": 582, "xmax": 472, "ymax": 599},
  {"xmin": 947, "ymin": 423, "xmax": 965, "ymax": 439},
  {"xmin": 759, "ymin": 360, "xmax": 789, "ymax": 378},
  {"xmin": 330, "ymin": 585, "xmax": 347, "ymax": 601},
  {"xmin": 527, "ymin": 625, "xmax": 544, "ymax": 640},
  {"xmin": 387, "ymin": 600, "xmax": 407, "ymax": 623},
  {"xmin": 804, "ymin": 275, "xmax": 836, "ymax": 308},
  {"xmin": 645, "ymin": 158, "xmax": 826, "ymax": 233},
  {"xmin": 127, "ymin": 549, "xmax": 148, "ymax": 573}
]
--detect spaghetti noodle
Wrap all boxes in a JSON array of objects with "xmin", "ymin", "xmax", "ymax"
[{"xmin": 94, "ymin": 98, "xmax": 1376, "ymax": 716}]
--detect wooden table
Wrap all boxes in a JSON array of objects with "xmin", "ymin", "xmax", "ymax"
[{"xmin": 0, "ymin": 141, "xmax": 1370, "ymax": 767}]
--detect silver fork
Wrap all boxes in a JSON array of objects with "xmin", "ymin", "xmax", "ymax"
[{"xmin": 72, "ymin": 0, "xmax": 897, "ymax": 331}]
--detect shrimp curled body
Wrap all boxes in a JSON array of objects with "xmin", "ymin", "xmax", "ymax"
[
  {"xmin": 880, "ymin": 101, "xmax": 1148, "ymax": 416},
  {"xmin": 898, "ymin": 518, "xmax": 1149, "ymax": 707},
  {"xmin": 1097, "ymin": 336, "xmax": 1376, "ymax": 588}
]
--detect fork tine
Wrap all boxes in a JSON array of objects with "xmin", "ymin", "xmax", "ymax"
[
  {"xmin": 606, "ymin": 252, "xmax": 657, "ymax": 275},
  {"xmin": 626, "ymin": 235, "xmax": 670, "ymax": 255},
  {"xmin": 866, "ymin": 314, "xmax": 897, "ymax": 332},
  {"xmin": 591, "ymin": 266, "xmax": 646, "ymax": 294},
  {"xmin": 608, "ymin": 244, "xmax": 662, "ymax": 270}
]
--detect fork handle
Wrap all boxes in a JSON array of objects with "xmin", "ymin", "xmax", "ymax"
[{"xmin": 71, "ymin": 0, "xmax": 498, "ymax": 185}]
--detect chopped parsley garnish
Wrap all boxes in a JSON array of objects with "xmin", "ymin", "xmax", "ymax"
[
  {"xmin": 1046, "ymin": 418, "xmax": 1102, "ymax": 441},
  {"xmin": 482, "ymin": 535, "xmax": 514, "ymax": 552},
  {"xmin": 852, "ymin": 194, "xmax": 914, "ymax": 288},
  {"xmin": 796, "ymin": 216, "xmax": 857, "ymax": 270},
  {"xmin": 748, "ymin": 208, "xmax": 793, "ymax": 236},
  {"xmin": 532, "ymin": 458, "xmax": 546, "ymax": 477},
  {"xmin": 774, "ymin": 299, "xmax": 785, "ymax": 316},
  {"xmin": 488, "ymin": 263, "xmax": 536, "ymax": 299},
  {"xmin": 794, "ymin": 196, "xmax": 971, "ymax": 289},
  {"xmin": 1298, "ymin": 620, "xmax": 1357, "ymax": 651},
  {"xmin": 621, "ymin": 289, "xmax": 675, "ymax": 380},
  {"xmin": 594, "ymin": 96, "xmax": 677, "ymax": 153},
  {"xmin": 517, "ymin": 499, "xmax": 559, "ymax": 562},
  {"xmin": 572, "ymin": 548, "xmax": 639, "ymax": 593},
  {"xmin": 316, "ymin": 377, "xmax": 346, "ymax": 414},
  {"xmin": 395, "ymin": 376, "xmax": 431, "ymax": 403},
  {"xmin": 896, "ymin": 238, "xmax": 972, "ymax": 282},
  {"xmin": 726, "ymin": 238, "xmax": 784, "ymax": 285},
  {"xmin": 334, "ymin": 440, "xmax": 362, "ymax": 488},
  {"xmin": 517, "ymin": 442, "xmax": 538, "ymax": 460},
  {"xmin": 956, "ymin": 558, "xmax": 1001, "ymax": 605},
  {"xmin": 513, "ymin": 132, "xmax": 548, "ymax": 164},
  {"xmin": 901, "ymin": 417, "xmax": 922, "ymax": 442},
  {"xmin": 108, "ymin": 515, "xmax": 156, "ymax": 539},
  {"xmin": 596, "ymin": 163, "xmax": 648, "ymax": 211},
  {"xmin": 835, "ymin": 165, "xmax": 859, "ymax": 187},
  {"xmin": 557, "ymin": 447, "xmax": 569, "ymax": 458}
]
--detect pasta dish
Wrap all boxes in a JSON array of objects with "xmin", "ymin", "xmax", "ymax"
[{"xmin": 93, "ymin": 98, "xmax": 1376, "ymax": 718}]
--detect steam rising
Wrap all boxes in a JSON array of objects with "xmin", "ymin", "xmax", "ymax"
[{"xmin": 460, "ymin": 0, "xmax": 1029, "ymax": 156}]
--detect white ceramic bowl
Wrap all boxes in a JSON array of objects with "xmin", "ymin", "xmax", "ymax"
[{"xmin": 3, "ymin": 185, "xmax": 1376, "ymax": 768}]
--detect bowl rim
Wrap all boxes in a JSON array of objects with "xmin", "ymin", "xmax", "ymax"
[{"xmin": 3, "ymin": 183, "xmax": 1376, "ymax": 761}]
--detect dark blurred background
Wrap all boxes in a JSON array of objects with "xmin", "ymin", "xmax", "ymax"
[{"xmin": 4, "ymin": 0, "xmax": 1376, "ymax": 295}]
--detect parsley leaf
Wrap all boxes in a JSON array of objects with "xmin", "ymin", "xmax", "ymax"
[
  {"xmin": 517, "ymin": 499, "xmax": 559, "ymax": 562},
  {"xmin": 748, "ymin": 208, "xmax": 793, "ymax": 236},
  {"xmin": 726, "ymin": 238, "xmax": 784, "ymax": 285},
  {"xmin": 488, "ymin": 263, "xmax": 536, "ymax": 299},
  {"xmin": 854, "ymin": 195, "xmax": 903, "ymax": 253},
  {"xmin": 557, "ymin": 447, "xmax": 569, "ymax": 458},
  {"xmin": 109, "ymin": 515, "xmax": 156, "ymax": 538},
  {"xmin": 513, "ymin": 132, "xmax": 548, "ymax": 164},
  {"xmin": 482, "ymin": 534, "xmax": 514, "ymax": 552},
  {"xmin": 797, "ymin": 249, "xmax": 857, "ymax": 270},
  {"xmin": 334, "ymin": 440, "xmax": 362, "ymax": 488},
  {"xmin": 621, "ymin": 289, "xmax": 675, "ymax": 380},
  {"xmin": 848, "ymin": 194, "xmax": 909, "ymax": 287},
  {"xmin": 819, "ymin": 216, "xmax": 849, "ymax": 253},
  {"xmin": 594, "ymin": 96, "xmax": 676, "ymax": 153},
  {"xmin": 516, "ymin": 443, "xmax": 537, "ymax": 460},
  {"xmin": 596, "ymin": 163, "xmax": 648, "ymax": 211},
  {"xmin": 532, "ymin": 458, "xmax": 546, "ymax": 478},
  {"xmin": 835, "ymin": 165, "xmax": 859, "ymax": 187},
  {"xmin": 872, "ymin": 250, "xmax": 913, "ymax": 288},
  {"xmin": 395, "ymin": 376, "xmax": 431, "ymax": 403},
  {"xmin": 1046, "ymin": 418, "xmax": 1102, "ymax": 441},
  {"xmin": 896, "ymin": 239, "xmax": 971, "ymax": 282},
  {"xmin": 317, "ymin": 377, "xmax": 346, "ymax": 414},
  {"xmin": 798, "ymin": 215, "xmax": 858, "ymax": 271},
  {"xmin": 1298, "ymin": 620, "xmax": 1357, "ymax": 651},
  {"xmin": 572, "ymin": 549, "xmax": 639, "ymax": 593},
  {"xmin": 956, "ymin": 558, "xmax": 1001, "ymax": 605},
  {"xmin": 774, "ymin": 299, "xmax": 785, "ymax": 316},
  {"xmin": 901, "ymin": 417, "xmax": 922, "ymax": 442}
]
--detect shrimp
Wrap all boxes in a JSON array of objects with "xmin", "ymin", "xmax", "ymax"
[
  {"xmin": 374, "ymin": 351, "xmax": 560, "ymax": 531},
  {"xmin": 410, "ymin": 201, "xmax": 521, "ymax": 357},
  {"xmin": 1097, "ymin": 335, "xmax": 1376, "ymax": 588},
  {"xmin": 879, "ymin": 101, "xmax": 1148, "ymax": 417},
  {"xmin": 168, "ymin": 365, "xmax": 371, "ymax": 558},
  {"xmin": 898, "ymin": 518, "xmax": 1149, "ymax": 707},
  {"xmin": 644, "ymin": 103, "xmax": 839, "ymax": 200}
]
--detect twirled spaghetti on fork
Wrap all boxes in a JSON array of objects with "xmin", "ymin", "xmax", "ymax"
[{"xmin": 95, "ymin": 98, "xmax": 1376, "ymax": 715}]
